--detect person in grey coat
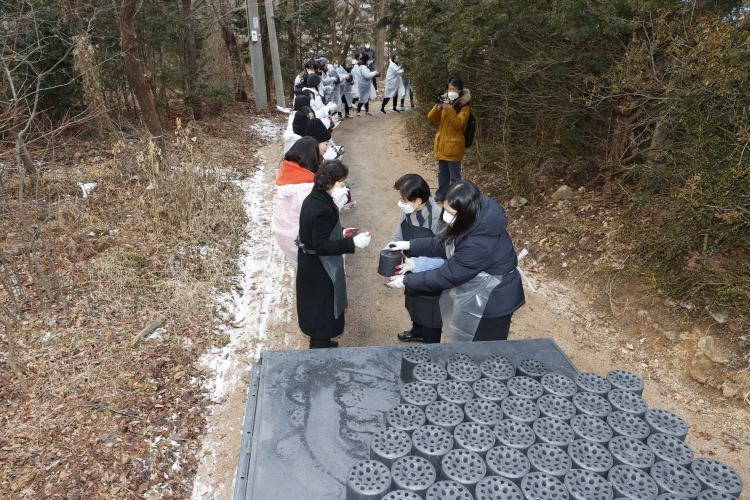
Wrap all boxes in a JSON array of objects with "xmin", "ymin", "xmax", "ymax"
[
  {"xmin": 354, "ymin": 54, "xmax": 378, "ymax": 116},
  {"xmin": 386, "ymin": 180, "xmax": 525, "ymax": 342},
  {"xmin": 389, "ymin": 174, "xmax": 444, "ymax": 344},
  {"xmin": 338, "ymin": 57, "xmax": 356, "ymax": 118}
]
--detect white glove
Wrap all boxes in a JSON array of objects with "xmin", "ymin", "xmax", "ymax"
[
  {"xmin": 328, "ymin": 103, "xmax": 338, "ymax": 112},
  {"xmin": 386, "ymin": 275, "xmax": 405, "ymax": 289},
  {"xmin": 352, "ymin": 232, "xmax": 372, "ymax": 249},
  {"xmin": 396, "ymin": 258, "xmax": 415, "ymax": 275},
  {"xmin": 388, "ymin": 241, "xmax": 410, "ymax": 252}
]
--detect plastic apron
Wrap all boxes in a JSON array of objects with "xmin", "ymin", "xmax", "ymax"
[
  {"xmin": 402, "ymin": 203, "xmax": 442, "ymax": 328},
  {"xmin": 439, "ymin": 241, "xmax": 502, "ymax": 343},
  {"xmin": 318, "ymin": 221, "xmax": 348, "ymax": 319}
]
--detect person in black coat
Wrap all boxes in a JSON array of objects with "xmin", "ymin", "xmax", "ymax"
[
  {"xmin": 386, "ymin": 180, "xmax": 525, "ymax": 342},
  {"xmin": 296, "ymin": 160, "xmax": 372, "ymax": 348}
]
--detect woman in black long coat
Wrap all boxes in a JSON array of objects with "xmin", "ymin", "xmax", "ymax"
[{"xmin": 296, "ymin": 160, "xmax": 372, "ymax": 348}]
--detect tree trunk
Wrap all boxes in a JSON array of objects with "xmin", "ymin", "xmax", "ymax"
[
  {"xmin": 603, "ymin": 96, "xmax": 641, "ymax": 199},
  {"xmin": 218, "ymin": 20, "xmax": 249, "ymax": 102},
  {"xmin": 67, "ymin": 0, "xmax": 113, "ymax": 137},
  {"xmin": 339, "ymin": 2, "xmax": 350, "ymax": 59},
  {"xmin": 375, "ymin": 0, "xmax": 386, "ymax": 75},
  {"xmin": 181, "ymin": 0, "xmax": 202, "ymax": 119},
  {"xmin": 340, "ymin": 3, "xmax": 360, "ymax": 60},
  {"xmin": 286, "ymin": 0, "xmax": 297, "ymax": 64},
  {"xmin": 120, "ymin": 0, "xmax": 168, "ymax": 157},
  {"xmin": 329, "ymin": 0, "xmax": 338, "ymax": 56}
]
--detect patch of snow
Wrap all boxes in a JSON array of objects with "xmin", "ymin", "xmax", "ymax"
[
  {"xmin": 243, "ymin": 118, "xmax": 283, "ymax": 142},
  {"xmin": 77, "ymin": 182, "xmax": 97, "ymax": 198}
]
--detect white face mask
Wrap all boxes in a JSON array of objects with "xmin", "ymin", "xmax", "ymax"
[
  {"xmin": 442, "ymin": 211, "xmax": 456, "ymax": 225},
  {"xmin": 398, "ymin": 200, "xmax": 415, "ymax": 214},
  {"xmin": 447, "ymin": 91, "xmax": 459, "ymax": 101},
  {"xmin": 365, "ymin": 45, "xmax": 370, "ymax": 49},
  {"xmin": 332, "ymin": 186, "xmax": 348, "ymax": 208}
]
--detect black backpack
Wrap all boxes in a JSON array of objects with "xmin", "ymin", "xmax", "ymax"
[
  {"xmin": 464, "ymin": 110, "xmax": 476, "ymax": 148},
  {"xmin": 456, "ymin": 102, "xmax": 476, "ymax": 148}
]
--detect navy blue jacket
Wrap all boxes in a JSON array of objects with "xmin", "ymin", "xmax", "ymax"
[{"xmin": 403, "ymin": 195, "xmax": 525, "ymax": 318}]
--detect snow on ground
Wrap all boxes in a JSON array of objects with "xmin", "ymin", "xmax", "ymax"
[
  {"xmin": 242, "ymin": 118, "xmax": 283, "ymax": 143},
  {"xmin": 191, "ymin": 116, "xmax": 297, "ymax": 500}
]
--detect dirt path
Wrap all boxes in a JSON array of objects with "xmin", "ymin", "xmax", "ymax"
[{"xmin": 190, "ymin": 110, "xmax": 750, "ymax": 499}]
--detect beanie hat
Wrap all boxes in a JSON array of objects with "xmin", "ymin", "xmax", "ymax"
[
  {"xmin": 293, "ymin": 95, "xmax": 311, "ymax": 112},
  {"xmin": 305, "ymin": 118, "xmax": 332, "ymax": 143},
  {"xmin": 306, "ymin": 73, "xmax": 321, "ymax": 88},
  {"xmin": 345, "ymin": 57, "xmax": 353, "ymax": 64},
  {"xmin": 292, "ymin": 112, "xmax": 311, "ymax": 136}
]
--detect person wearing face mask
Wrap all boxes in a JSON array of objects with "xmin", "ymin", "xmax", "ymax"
[
  {"xmin": 361, "ymin": 40, "xmax": 377, "ymax": 85},
  {"xmin": 381, "ymin": 55, "xmax": 404, "ymax": 114},
  {"xmin": 387, "ymin": 174, "xmax": 445, "ymax": 344},
  {"xmin": 296, "ymin": 160, "xmax": 372, "ymax": 348},
  {"xmin": 354, "ymin": 54, "xmax": 379, "ymax": 116},
  {"xmin": 274, "ymin": 137, "xmax": 322, "ymax": 267},
  {"xmin": 386, "ymin": 180, "xmax": 525, "ymax": 343},
  {"xmin": 330, "ymin": 57, "xmax": 344, "ymax": 120},
  {"xmin": 429, "ymin": 75, "xmax": 472, "ymax": 202},
  {"xmin": 338, "ymin": 57, "xmax": 356, "ymax": 119}
]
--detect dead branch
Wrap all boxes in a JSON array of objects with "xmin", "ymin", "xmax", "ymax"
[
  {"xmin": 130, "ymin": 313, "xmax": 169, "ymax": 347},
  {"xmin": 0, "ymin": 312, "xmax": 30, "ymax": 392}
]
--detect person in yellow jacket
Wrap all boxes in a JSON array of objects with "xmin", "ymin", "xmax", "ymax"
[{"xmin": 428, "ymin": 75, "xmax": 471, "ymax": 202}]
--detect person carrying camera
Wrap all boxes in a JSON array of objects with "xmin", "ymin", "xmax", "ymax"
[{"xmin": 429, "ymin": 75, "xmax": 471, "ymax": 202}]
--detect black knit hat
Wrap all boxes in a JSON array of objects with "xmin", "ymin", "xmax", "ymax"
[
  {"xmin": 306, "ymin": 73, "xmax": 321, "ymax": 88},
  {"xmin": 293, "ymin": 94, "xmax": 310, "ymax": 111},
  {"xmin": 305, "ymin": 119, "xmax": 331, "ymax": 143}
]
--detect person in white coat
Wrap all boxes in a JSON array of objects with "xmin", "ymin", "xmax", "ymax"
[
  {"xmin": 330, "ymin": 58, "xmax": 344, "ymax": 120},
  {"xmin": 273, "ymin": 137, "xmax": 321, "ymax": 267},
  {"xmin": 354, "ymin": 54, "xmax": 379, "ymax": 116},
  {"xmin": 338, "ymin": 57, "xmax": 356, "ymax": 118},
  {"xmin": 381, "ymin": 55, "xmax": 404, "ymax": 114}
]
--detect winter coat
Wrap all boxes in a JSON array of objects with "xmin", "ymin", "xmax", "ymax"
[
  {"xmin": 339, "ymin": 65, "xmax": 359, "ymax": 106},
  {"xmin": 296, "ymin": 187, "xmax": 356, "ymax": 339},
  {"xmin": 330, "ymin": 66, "xmax": 343, "ymax": 109},
  {"xmin": 355, "ymin": 62, "xmax": 378, "ymax": 102},
  {"xmin": 384, "ymin": 60, "xmax": 404, "ymax": 99},
  {"xmin": 273, "ymin": 160, "xmax": 315, "ymax": 267},
  {"xmin": 403, "ymin": 194, "xmax": 525, "ymax": 318},
  {"xmin": 427, "ymin": 88, "xmax": 472, "ymax": 162},
  {"xmin": 361, "ymin": 47, "xmax": 377, "ymax": 65}
]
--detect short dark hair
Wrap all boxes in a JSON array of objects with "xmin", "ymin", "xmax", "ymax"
[
  {"xmin": 446, "ymin": 75, "xmax": 463, "ymax": 91},
  {"xmin": 304, "ymin": 60, "xmax": 316, "ymax": 70},
  {"xmin": 314, "ymin": 160, "xmax": 348, "ymax": 191},
  {"xmin": 440, "ymin": 180, "xmax": 481, "ymax": 243},
  {"xmin": 394, "ymin": 174, "xmax": 430, "ymax": 203},
  {"xmin": 284, "ymin": 137, "xmax": 320, "ymax": 174}
]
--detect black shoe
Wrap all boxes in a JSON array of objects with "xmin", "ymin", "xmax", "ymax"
[
  {"xmin": 380, "ymin": 109, "xmax": 386, "ymax": 114},
  {"xmin": 393, "ymin": 108, "xmax": 400, "ymax": 113},
  {"xmin": 397, "ymin": 331, "xmax": 423, "ymax": 342},
  {"xmin": 309, "ymin": 340, "xmax": 339, "ymax": 349}
]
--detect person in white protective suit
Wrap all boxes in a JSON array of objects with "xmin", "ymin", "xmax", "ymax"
[
  {"xmin": 273, "ymin": 137, "xmax": 321, "ymax": 267},
  {"xmin": 386, "ymin": 180, "xmax": 526, "ymax": 342},
  {"xmin": 283, "ymin": 92, "xmax": 344, "ymax": 158},
  {"xmin": 380, "ymin": 55, "xmax": 404, "ymax": 114}
]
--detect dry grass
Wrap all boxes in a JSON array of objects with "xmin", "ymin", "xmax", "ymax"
[{"xmin": 0, "ymin": 107, "xmax": 260, "ymax": 498}]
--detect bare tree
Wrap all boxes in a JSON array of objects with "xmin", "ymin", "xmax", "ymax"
[
  {"xmin": 120, "ymin": 0, "xmax": 168, "ymax": 156},
  {"xmin": 205, "ymin": 0, "xmax": 249, "ymax": 102}
]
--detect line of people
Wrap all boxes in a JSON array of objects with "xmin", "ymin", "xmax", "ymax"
[
  {"xmin": 273, "ymin": 69, "xmax": 526, "ymax": 350},
  {"xmin": 292, "ymin": 45, "xmax": 415, "ymax": 120}
]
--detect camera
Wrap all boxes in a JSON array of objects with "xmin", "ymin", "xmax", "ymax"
[{"xmin": 435, "ymin": 92, "xmax": 451, "ymax": 105}]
